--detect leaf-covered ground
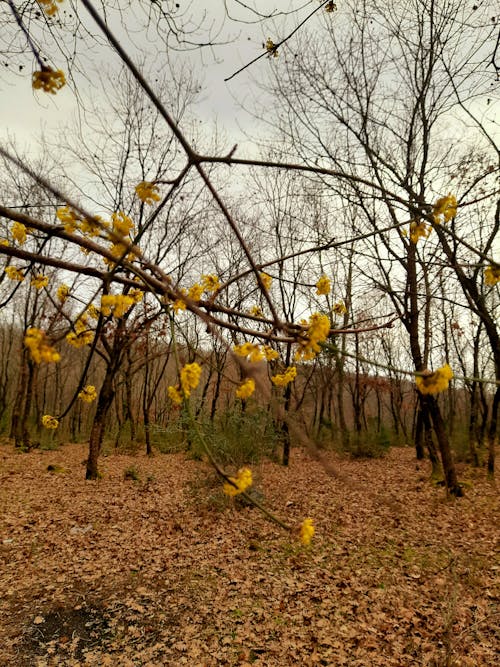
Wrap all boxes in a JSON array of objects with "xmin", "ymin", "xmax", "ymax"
[{"xmin": 0, "ymin": 441, "xmax": 498, "ymax": 666}]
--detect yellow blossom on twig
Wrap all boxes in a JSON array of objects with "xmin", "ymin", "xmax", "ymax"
[
  {"xmin": 236, "ymin": 378, "xmax": 255, "ymax": 400},
  {"xmin": 259, "ymin": 272, "xmax": 272, "ymax": 290},
  {"xmin": 57, "ymin": 284, "xmax": 70, "ymax": 303},
  {"xmin": 135, "ymin": 181, "xmax": 160, "ymax": 205},
  {"xmin": 265, "ymin": 38, "xmax": 278, "ymax": 57},
  {"xmin": 234, "ymin": 342, "xmax": 265, "ymax": 363},
  {"xmin": 11, "ymin": 222, "xmax": 27, "ymax": 245},
  {"xmin": 484, "ymin": 265, "xmax": 500, "ymax": 286},
  {"xmin": 32, "ymin": 68, "xmax": 66, "ymax": 94},
  {"xmin": 37, "ymin": 0, "xmax": 63, "ymax": 17},
  {"xmin": 25, "ymin": 328, "xmax": 60, "ymax": 364},
  {"xmin": 295, "ymin": 312, "xmax": 330, "ymax": 361},
  {"xmin": 223, "ymin": 467, "xmax": 253, "ymax": 496},
  {"xmin": 187, "ymin": 283, "xmax": 204, "ymax": 301},
  {"xmin": 315, "ymin": 274, "xmax": 331, "ymax": 296},
  {"xmin": 432, "ymin": 193, "xmax": 457, "ymax": 224},
  {"xmin": 300, "ymin": 518, "xmax": 315, "ymax": 546},
  {"xmin": 415, "ymin": 364, "xmax": 453, "ymax": 395},
  {"xmin": 168, "ymin": 386, "xmax": 184, "ymax": 405},
  {"xmin": 180, "ymin": 362, "xmax": 202, "ymax": 398},
  {"xmin": 410, "ymin": 221, "xmax": 431, "ymax": 244},
  {"xmin": 332, "ymin": 301, "xmax": 347, "ymax": 316},
  {"xmin": 78, "ymin": 385, "xmax": 97, "ymax": 403},
  {"xmin": 101, "ymin": 294, "xmax": 135, "ymax": 318},
  {"xmin": 5, "ymin": 266, "xmax": 25, "ymax": 282},
  {"xmin": 249, "ymin": 305, "xmax": 264, "ymax": 318},
  {"xmin": 31, "ymin": 274, "xmax": 49, "ymax": 290},
  {"xmin": 271, "ymin": 366, "xmax": 297, "ymax": 387},
  {"xmin": 42, "ymin": 414, "xmax": 59, "ymax": 430},
  {"xmin": 201, "ymin": 274, "xmax": 220, "ymax": 293}
]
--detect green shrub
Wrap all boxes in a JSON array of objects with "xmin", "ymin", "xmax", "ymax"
[{"xmin": 123, "ymin": 465, "xmax": 140, "ymax": 481}]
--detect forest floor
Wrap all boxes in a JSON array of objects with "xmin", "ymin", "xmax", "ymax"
[{"xmin": 0, "ymin": 440, "xmax": 498, "ymax": 667}]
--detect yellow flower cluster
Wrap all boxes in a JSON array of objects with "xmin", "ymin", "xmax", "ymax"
[
  {"xmin": 135, "ymin": 181, "xmax": 160, "ymax": 205},
  {"xmin": 42, "ymin": 414, "xmax": 59, "ymax": 430},
  {"xmin": 101, "ymin": 294, "xmax": 135, "ymax": 318},
  {"xmin": 410, "ymin": 221, "xmax": 431, "ymax": 244},
  {"xmin": 56, "ymin": 206, "xmax": 104, "ymax": 237},
  {"xmin": 260, "ymin": 272, "xmax": 272, "ymax": 290},
  {"xmin": 38, "ymin": 0, "xmax": 63, "ymax": 16},
  {"xmin": 66, "ymin": 323, "xmax": 94, "ymax": 348},
  {"xmin": 57, "ymin": 284, "xmax": 70, "ymax": 303},
  {"xmin": 5, "ymin": 266, "xmax": 24, "ymax": 282},
  {"xmin": 234, "ymin": 343, "xmax": 279, "ymax": 363},
  {"xmin": 249, "ymin": 305, "xmax": 264, "ymax": 318},
  {"xmin": 484, "ymin": 265, "xmax": 500, "ymax": 286},
  {"xmin": 295, "ymin": 312, "xmax": 330, "ymax": 361},
  {"xmin": 187, "ymin": 283, "xmax": 204, "ymax": 301},
  {"xmin": 265, "ymin": 38, "xmax": 278, "ymax": 58},
  {"xmin": 111, "ymin": 211, "xmax": 134, "ymax": 237},
  {"xmin": 332, "ymin": 301, "xmax": 347, "ymax": 316},
  {"xmin": 31, "ymin": 274, "xmax": 49, "ymax": 290},
  {"xmin": 78, "ymin": 385, "xmax": 97, "ymax": 403},
  {"xmin": 236, "ymin": 378, "xmax": 255, "ymax": 400},
  {"xmin": 167, "ymin": 385, "xmax": 184, "ymax": 405},
  {"xmin": 172, "ymin": 298, "xmax": 186, "ymax": 313},
  {"xmin": 300, "ymin": 518, "xmax": 315, "ymax": 546},
  {"xmin": 271, "ymin": 366, "xmax": 297, "ymax": 386},
  {"xmin": 11, "ymin": 222, "xmax": 27, "ymax": 245},
  {"xmin": 432, "ymin": 194, "xmax": 457, "ymax": 224},
  {"xmin": 25, "ymin": 328, "xmax": 60, "ymax": 364},
  {"xmin": 180, "ymin": 362, "xmax": 202, "ymax": 398},
  {"xmin": 201, "ymin": 274, "xmax": 220, "ymax": 293},
  {"xmin": 316, "ymin": 275, "xmax": 331, "ymax": 296},
  {"xmin": 415, "ymin": 364, "xmax": 453, "ymax": 395},
  {"xmin": 32, "ymin": 68, "xmax": 66, "ymax": 94},
  {"xmin": 0, "ymin": 238, "xmax": 9, "ymax": 246},
  {"xmin": 223, "ymin": 467, "xmax": 253, "ymax": 497}
]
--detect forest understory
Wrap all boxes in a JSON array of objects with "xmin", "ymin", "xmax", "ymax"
[{"xmin": 0, "ymin": 441, "xmax": 498, "ymax": 666}]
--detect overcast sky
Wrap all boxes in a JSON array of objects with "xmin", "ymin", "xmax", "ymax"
[{"xmin": 0, "ymin": 1, "xmax": 313, "ymax": 157}]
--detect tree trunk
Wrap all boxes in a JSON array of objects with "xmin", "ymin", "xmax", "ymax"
[{"xmin": 86, "ymin": 369, "xmax": 115, "ymax": 479}]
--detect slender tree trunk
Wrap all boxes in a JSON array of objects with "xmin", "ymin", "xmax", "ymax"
[
  {"xmin": 86, "ymin": 368, "xmax": 115, "ymax": 479},
  {"xmin": 424, "ymin": 395, "xmax": 463, "ymax": 496}
]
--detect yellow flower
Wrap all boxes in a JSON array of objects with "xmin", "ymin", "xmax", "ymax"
[
  {"xmin": 332, "ymin": 301, "xmax": 347, "ymax": 316},
  {"xmin": 234, "ymin": 342, "xmax": 265, "ymax": 363},
  {"xmin": 295, "ymin": 312, "xmax": 330, "ymax": 361},
  {"xmin": 57, "ymin": 284, "xmax": 70, "ymax": 303},
  {"xmin": 56, "ymin": 206, "xmax": 80, "ymax": 233},
  {"xmin": 263, "ymin": 345, "xmax": 279, "ymax": 361},
  {"xmin": 0, "ymin": 238, "xmax": 9, "ymax": 246},
  {"xmin": 236, "ymin": 378, "xmax": 255, "ymax": 400},
  {"xmin": 129, "ymin": 288, "xmax": 144, "ymax": 303},
  {"xmin": 100, "ymin": 294, "xmax": 134, "ymax": 318},
  {"xmin": 315, "ymin": 274, "xmax": 331, "ymax": 296},
  {"xmin": 86, "ymin": 303, "xmax": 100, "ymax": 320},
  {"xmin": 180, "ymin": 362, "xmax": 202, "ymax": 398},
  {"xmin": 11, "ymin": 222, "xmax": 27, "ymax": 245},
  {"xmin": 66, "ymin": 330, "xmax": 94, "ymax": 348},
  {"xmin": 111, "ymin": 211, "xmax": 134, "ymax": 237},
  {"xmin": 201, "ymin": 274, "xmax": 220, "ymax": 293},
  {"xmin": 223, "ymin": 467, "xmax": 253, "ymax": 496},
  {"xmin": 31, "ymin": 274, "xmax": 49, "ymax": 290},
  {"xmin": 484, "ymin": 265, "xmax": 500, "ymax": 286},
  {"xmin": 24, "ymin": 328, "xmax": 60, "ymax": 364},
  {"xmin": 5, "ymin": 266, "xmax": 24, "ymax": 282},
  {"xmin": 78, "ymin": 385, "xmax": 97, "ymax": 403},
  {"xmin": 42, "ymin": 414, "xmax": 59, "ymax": 430},
  {"xmin": 410, "ymin": 221, "xmax": 431, "ymax": 244},
  {"xmin": 432, "ymin": 193, "xmax": 457, "ymax": 224},
  {"xmin": 168, "ymin": 386, "xmax": 184, "ymax": 405},
  {"xmin": 187, "ymin": 283, "xmax": 204, "ymax": 301},
  {"xmin": 415, "ymin": 364, "xmax": 453, "ymax": 395},
  {"xmin": 37, "ymin": 0, "xmax": 63, "ymax": 17},
  {"xmin": 271, "ymin": 366, "xmax": 297, "ymax": 387},
  {"xmin": 32, "ymin": 68, "xmax": 66, "ymax": 94},
  {"xmin": 172, "ymin": 298, "xmax": 186, "ymax": 313},
  {"xmin": 300, "ymin": 518, "xmax": 315, "ymax": 546},
  {"xmin": 260, "ymin": 272, "xmax": 272, "ymax": 290},
  {"xmin": 249, "ymin": 305, "xmax": 264, "ymax": 318},
  {"xmin": 265, "ymin": 38, "xmax": 278, "ymax": 57},
  {"xmin": 80, "ymin": 215, "xmax": 103, "ymax": 237},
  {"xmin": 135, "ymin": 181, "xmax": 160, "ymax": 205}
]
